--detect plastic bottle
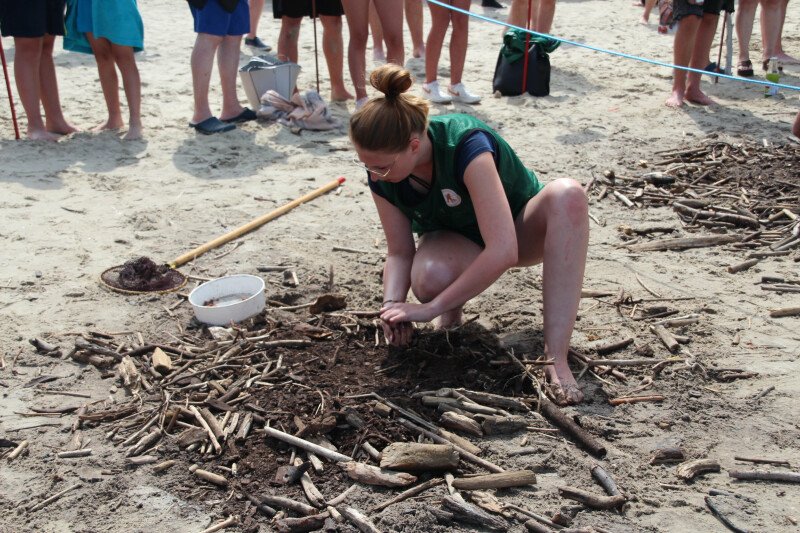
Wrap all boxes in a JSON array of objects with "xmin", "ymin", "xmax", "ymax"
[{"xmin": 765, "ymin": 57, "xmax": 780, "ymax": 97}]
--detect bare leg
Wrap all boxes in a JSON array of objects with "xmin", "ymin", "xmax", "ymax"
[
  {"xmin": 793, "ymin": 111, "xmax": 800, "ymax": 137},
  {"xmin": 425, "ymin": 1, "xmax": 451, "ymax": 83},
  {"xmin": 218, "ymin": 34, "xmax": 246, "ymax": 120},
  {"xmin": 685, "ymin": 12, "xmax": 718, "ymax": 105},
  {"xmin": 759, "ymin": 0, "xmax": 782, "ymax": 64},
  {"xmin": 529, "ymin": 0, "xmax": 541, "ymax": 32},
  {"xmin": 39, "ymin": 34, "xmax": 78, "ymax": 135},
  {"xmin": 410, "ymin": 231, "xmax": 482, "ymax": 328},
  {"xmin": 373, "ymin": 0, "xmax": 405, "ymax": 65},
  {"xmin": 321, "ymin": 15, "xmax": 354, "ymax": 101},
  {"xmin": 665, "ymin": 15, "xmax": 701, "ymax": 107},
  {"xmin": 507, "ymin": 0, "xmax": 532, "ymax": 29},
  {"xmin": 190, "ymin": 32, "xmax": 222, "ymax": 124},
  {"xmin": 342, "ymin": 0, "xmax": 370, "ymax": 101},
  {"xmin": 774, "ymin": 0, "xmax": 798, "ymax": 63},
  {"xmin": 515, "ymin": 179, "xmax": 589, "ymax": 405},
  {"xmin": 535, "ymin": 0, "xmax": 556, "ymax": 34},
  {"xmin": 247, "ymin": 0, "xmax": 265, "ymax": 39},
  {"xmin": 87, "ymin": 33, "xmax": 124, "ymax": 131},
  {"xmin": 448, "ymin": 0, "xmax": 470, "ymax": 86},
  {"xmin": 641, "ymin": 0, "xmax": 657, "ymax": 24},
  {"xmin": 12, "ymin": 37, "xmax": 57, "ymax": 140},
  {"xmin": 735, "ymin": 0, "xmax": 758, "ymax": 64},
  {"xmin": 369, "ymin": 0, "xmax": 386, "ymax": 62},
  {"xmin": 277, "ymin": 16, "xmax": 302, "ymax": 62},
  {"xmin": 111, "ymin": 44, "xmax": 142, "ymax": 140},
  {"xmin": 405, "ymin": 0, "xmax": 425, "ymax": 58}
]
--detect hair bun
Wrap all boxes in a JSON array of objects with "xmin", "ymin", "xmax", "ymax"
[{"xmin": 370, "ymin": 64, "xmax": 413, "ymax": 100}]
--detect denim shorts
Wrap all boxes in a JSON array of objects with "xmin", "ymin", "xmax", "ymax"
[
  {"xmin": 190, "ymin": 0, "xmax": 249, "ymax": 36},
  {"xmin": 672, "ymin": 0, "xmax": 734, "ymax": 21}
]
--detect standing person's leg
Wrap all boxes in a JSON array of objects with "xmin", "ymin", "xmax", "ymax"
[
  {"xmin": 341, "ymin": 0, "xmax": 370, "ymax": 103},
  {"xmin": 529, "ymin": 0, "xmax": 541, "ymax": 32},
  {"xmin": 448, "ymin": 0, "xmax": 470, "ymax": 86},
  {"xmin": 514, "ymin": 179, "xmax": 589, "ymax": 405},
  {"xmin": 535, "ymin": 0, "xmax": 556, "ymax": 34},
  {"xmin": 38, "ymin": 34, "xmax": 78, "ymax": 135},
  {"xmin": 320, "ymin": 15, "xmax": 354, "ymax": 101},
  {"xmin": 447, "ymin": 0, "xmax": 480, "ymax": 104},
  {"xmin": 190, "ymin": 33, "xmax": 223, "ymax": 124},
  {"xmin": 793, "ymin": 111, "xmax": 800, "ymax": 138},
  {"xmin": 12, "ymin": 37, "xmax": 58, "ymax": 140},
  {"xmin": 217, "ymin": 34, "xmax": 246, "ymax": 121},
  {"xmin": 86, "ymin": 33, "xmax": 124, "ymax": 131},
  {"xmin": 641, "ymin": 0, "xmax": 657, "ymax": 23},
  {"xmin": 422, "ymin": 0, "xmax": 452, "ymax": 103},
  {"xmin": 368, "ymin": 0, "xmax": 386, "ymax": 62},
  {"xmin": 774, "ymin": 0, "xmax": 798, "ymax": 63},
  {"xmin": 110, "ymin": 44, "xmax": 142, "ymax": 140},
  {"xmin": 665, "ymin": 8, "xmax": 701, "ymax": 107},
  {"xmin": 759, "ymin": 0, "xmax": 782, "ymax": 67},
  {"xmin": 245, "ymin": 0, "xmax": 271, "ymax": 50},
  {"xmin": 373, "ymin": 0, "xmax": 404, "ymax": 66},
  {"xmin": 684, "ymin": 11, "xmax": 718, "ymax": 104},
  {"xmin": 404, "ymin": 0, "xmax": 424, "ymax": 58},
  {"xmin": 507, "ymin": 0, "xmax": 529, "ymax": 28},
  {"xmin": 276, "ymin": 16, "xmax": 302, "ymax": 62},
  {"xmin": 735, "ymin": 0, "xmax": 758, "ymax": 75}
]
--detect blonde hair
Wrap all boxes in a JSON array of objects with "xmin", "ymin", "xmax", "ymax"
[{"xmin": 349, "ymin": 65, "xmax": 430, "ymax": 153}]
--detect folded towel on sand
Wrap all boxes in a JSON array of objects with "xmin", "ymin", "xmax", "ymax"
[
  {"xmin": 258, "ymin": 90, "xmax": 339, "ymax": 131},
  {"xmin": 64, "ymin": 0, "xmax": 144, "ymax": 54}
]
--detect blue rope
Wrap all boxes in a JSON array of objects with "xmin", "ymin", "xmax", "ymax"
[{"xmin": 426, "ymin": 0, "xmax": 800, "ymax": 92}]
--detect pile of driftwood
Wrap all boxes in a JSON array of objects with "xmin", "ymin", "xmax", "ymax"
[{"xmin": 586, "ymin": 139, "xmax": 799, "ymax": 318}]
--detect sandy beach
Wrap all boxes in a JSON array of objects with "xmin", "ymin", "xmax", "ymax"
[{"xmin": 1, "ymin": 0, "xmax": 799, "ymax": 531}]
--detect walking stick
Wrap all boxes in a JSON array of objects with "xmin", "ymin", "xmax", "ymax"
[
  {"xmin": 311, "ymin": 0, "xmax": 320, "ymax": 93},
  {"xmin": 714, "ymin": 11, "xmax": 727, "ymax": 84},
  {"xmin": 0, "ymin": 36, "xmax": 21, "ymax": 140},
  {"xmin": 521, "ymin": 0, "xmax": 533, "ymax": 94}
]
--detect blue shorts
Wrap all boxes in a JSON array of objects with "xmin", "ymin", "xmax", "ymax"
[{"xmin": 190, "ymin": 0, "xmax": 249, "ymax": 36}]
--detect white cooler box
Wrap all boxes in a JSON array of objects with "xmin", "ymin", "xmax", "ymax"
[{"xmin": 239, "ymin": 55, "xmax": 301, "ymax": 109}]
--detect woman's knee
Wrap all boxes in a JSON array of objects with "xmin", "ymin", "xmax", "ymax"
[
  {"xmin": 547, "ymin": 178, "xmax": 588, "ymax": 225},
  {"xmin": 411, "ymin": 260, "xmax": 456, "ymax": 303}
]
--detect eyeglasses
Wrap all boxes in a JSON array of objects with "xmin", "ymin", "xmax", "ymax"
[{"xmin": 352, "ymin": 153, "xmax": 400, "ymax": 178}]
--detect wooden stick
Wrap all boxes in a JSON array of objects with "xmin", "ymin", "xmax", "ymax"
[
  {"xmin": 591, "ymin": 464, "xmax": 621, "ymax": 496},
  {"xmin": 651, "ymin": 325, "xmax": 680, "ymax": 353},
  {"xmin": 370, "ymin": 478, "xmax": 444, "ymax": 513},
  {"xmin": 262, "ymin": 425, "xmax": 351, "ymax": 463},
  {"xmin": 169, "ymin": 177, "xmax": 345, "ymax": 268},
  {"xmin": 7, "ymin": 439, "xmax": 28, "ymax": 461},
  {"xmin": 194, "ymin": 468, "xmax": 228, "ymax": 487},
  {"xmin": 259, "ymin": 494, "xmax": 316, "ymax": 515},
  {"xmin": 705, "ymin": 496, "xmax": 750, "ymax": 533},
  {"xmin": 769, "ymin": 307, "xmax": 800, "ymax": 318},
  {"xmin": 538, "ymin": 399, "xmax": 607, "ymax": 458},
  {"xmin": 28, "ymin": 483, "xmax": 82, "ymax": 512},
  {"xmin": 398, "ymin": 418, "xmax": 504, "ymax": 473},
  {"xmin": 727, "ymin": 258, "xmax": 759, "ymax": 274},
  {"xmin": 57, "ymin": 449, "xmax": 92, "ymax": 459},
  {"xmin": 199, "ymin": 515, "xmax": 238, "ymax": 533},
  {"xmin": 379, "ymin": 442, "xmax": 459, "ymax": 471},
  {"xmin": 609, "ymin": 395, "xmax": 664, "ymax": 406},
  {"xmin": 339, "ymin": 506, "xmax": 382, "ymax": 533},
  {"xmin": 627, "ymin": 234, "xmax": 739, "ymax": 252},
  {"xmin": 733, "ymin": 456, "xmax": 790, "ymax": 467},
  {"xmin": 326, "ymin": 483, "xmax": 358, "ymax": 507},
  {"xmin": 677, "ymin": 458, "xmax": 721, "ymax": 480},
  {"xmin": 729, "ymin": 470, "xmax": 800, "ymax": 483},
  {"xmin": 451, "ymin": 470, "xmax": 537, "ymax": 490},
  {"xmin": 558, "ymin": 486, "xmax": 626, "ymax": 510},
  {"xmin": 189, "ymin": 406, "xmax": 221, "ymax": 454}
]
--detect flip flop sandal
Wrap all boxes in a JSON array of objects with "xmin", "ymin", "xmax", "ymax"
[
  {"xmin": 221, "ymin": 107, "xmax": 257, "ymax": 124},
  {"xmin": 190, "ymin": 116, "xmax": 236, "ymax": 135},
  {"xmin": 737, "ymin": 60, "xmax": 754, "ymax": 77}
]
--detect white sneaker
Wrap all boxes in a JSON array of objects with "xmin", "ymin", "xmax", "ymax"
[
  {"xmin": 422, "ymin": 80, "xmax": 452, "ymax": 104},
  {"xmin": 449, "ymin": 83, "xmax": 481, "ymax": 104}
]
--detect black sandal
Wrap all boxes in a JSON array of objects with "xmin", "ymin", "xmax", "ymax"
[{"xmin": 737, "ymin": 60, "xmax": 754, "ymax": 77}]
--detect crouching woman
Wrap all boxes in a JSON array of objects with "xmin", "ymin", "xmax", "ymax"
[{"xmin": 349, "ymin": 65, "xmax": 589, "ymax": 405}]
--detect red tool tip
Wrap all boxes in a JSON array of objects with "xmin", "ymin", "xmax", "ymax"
[{"xmin": 337, "ymin": 176, "xmax": 346, "ymax": 184}]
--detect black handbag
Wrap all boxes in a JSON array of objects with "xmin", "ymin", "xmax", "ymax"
[{"xmin": 492, "ymin": 42, "xmax": 550, "ymax": 97}]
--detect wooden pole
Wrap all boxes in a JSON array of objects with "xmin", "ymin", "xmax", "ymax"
[
  {"xmin": 521, "ymin": 0, "xmax": 533, "ymax": 94},
  {"xmin": 0, "ymin": 37, "xmax": 20, "ymax": 140},
  {"xmin": 312, "ymin": 0, "xmax": 320, "ymax": 93},
  {"xmin": 169, "ymin": 177, "xmax": 345, "ymax": 268}
]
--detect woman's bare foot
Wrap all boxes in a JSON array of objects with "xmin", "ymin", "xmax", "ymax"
[
  {"xmin": 331, "ymin": 87, "xmax": 355, "ymax": 102},
  {"xmin": 123, "ymin": 124, "xmax": 142, "ymax": 141},
  {"xmin": 685, "ymin": 87, "xmax": 714, "ymax": 105},
  {"xmin": 435, "ymin": 308, "xmax": 462, "ymax": 329},
  {"xmin": 46, "ymin": 120, "xmax": 79, "ymax": 135},
  {"xmin": 93, "ymin": 117, "xmax": 124, "ymax": 132},
  {"xmin": 665, "ymin": 88, "xmax": 685, "ymax": 108},
  {"xmin": 27, "ymin": 127, "xmax": 60, "ymax": 141},
  {"xmin": 545, "ymin": 359, "xmax": 583, "ymax": 405},
  {"xmin": 775, "ymin": 52, "xmax": 799, "ymax": 65},
  {"xmin": 639, "ymin": 17, "xmax": 650, "ymax": 24}
]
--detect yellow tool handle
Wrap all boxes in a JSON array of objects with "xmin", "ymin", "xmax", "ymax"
[{"xmin": 168, "ymin": 176, "xmax": 346, "ymax": 269}]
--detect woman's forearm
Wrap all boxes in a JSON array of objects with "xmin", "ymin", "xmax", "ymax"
[{"xmin": 383, "ymin": 253, "xmax": 414, "ymax": 303}]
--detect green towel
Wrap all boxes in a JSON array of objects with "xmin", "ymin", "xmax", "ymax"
[{"xmin": 501, "ymin": 29, "xmax": 559, "ymax": 63}]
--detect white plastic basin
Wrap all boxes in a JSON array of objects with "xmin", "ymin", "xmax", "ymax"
[{"xmin": 188, "ymin": 274, "xmax": 266, "ymax": 326}]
